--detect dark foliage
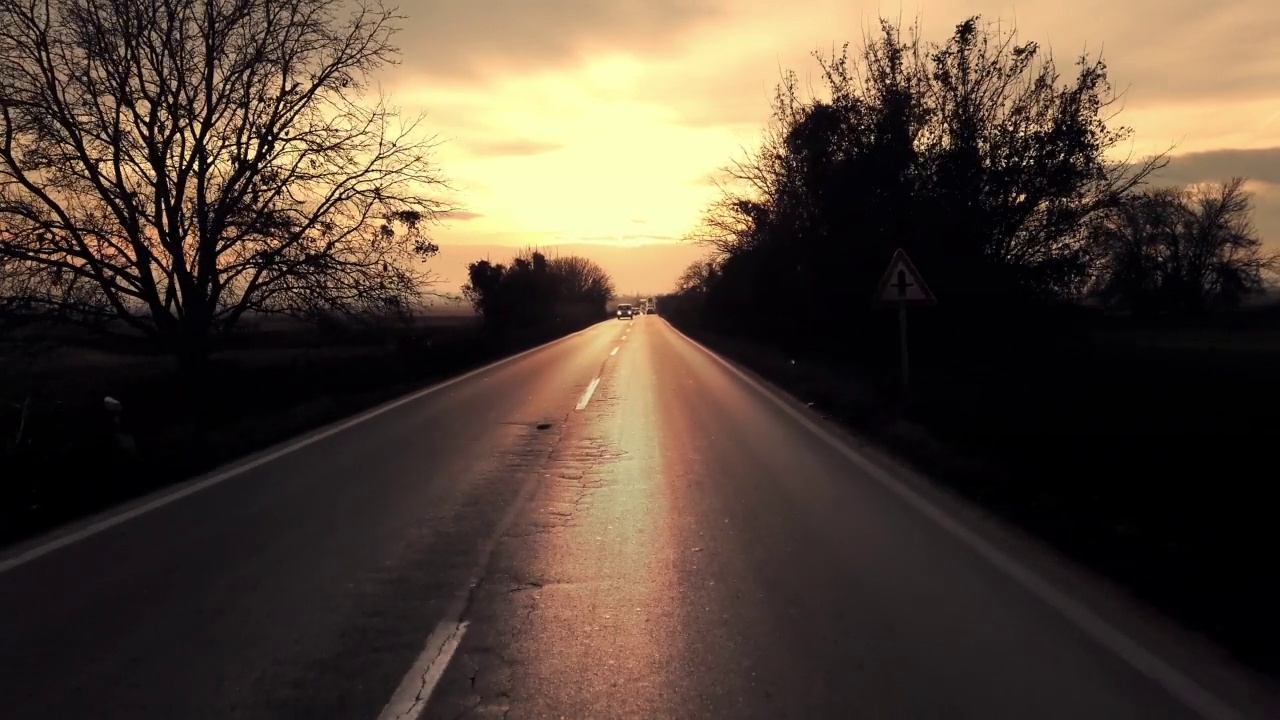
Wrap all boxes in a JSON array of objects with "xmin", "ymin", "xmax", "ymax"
[
  {"xmin": 462, "ymin": 249, "xmax": 615, "ymax": 332},
  {"xmin": 684, "ymin": 16, "xmax": 1167, "ymax": 351},
  {"xmin": 680, "ymin": 17, "xmax": 1275, "ymax": 335},
  {"xmin": 1090, "ymin": 178, "xmax": 1279, "ymax": 315}
]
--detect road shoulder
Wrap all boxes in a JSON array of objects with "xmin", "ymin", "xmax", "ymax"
[{"xmin": 665, "ymin": 319, "xmax": 1280, "ymax": 719}]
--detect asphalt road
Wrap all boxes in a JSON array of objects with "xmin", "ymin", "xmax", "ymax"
[{"xmin": 1, "ymin": 316, "xmax": 1276, "ymax": 719}]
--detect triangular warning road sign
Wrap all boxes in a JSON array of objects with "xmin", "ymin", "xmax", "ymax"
[{"xmin": 874, "ymin": 248, "xmax": 936, "ymax": 306}]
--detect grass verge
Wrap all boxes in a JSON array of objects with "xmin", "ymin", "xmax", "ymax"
[{"xmin": 0, "ymin": 315, "xmax": 596, "ymax": 548}]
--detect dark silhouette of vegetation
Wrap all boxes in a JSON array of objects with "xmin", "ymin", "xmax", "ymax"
[
  {"xmin": 463, "ymin": 249, "xmax": 615, "ymax": 333},
  {"xmin": 0, "ymin": 0, "xmax": 450, "ymax": 373},
  {"xmin": 1090, "ymin": 178, "xmax": 1278, "ymax": 315},
  {"xmin": 675, "ymin": 258, "xmax": 720, "ymax": 296},
  {"xmin": 549, "ymin": 255, "xmax": 616, "ymax": 312},
  {"xmin": 665, "ymin": 14, "xmax": 1280, "ymax": 676},
  {"xmin": 687, "ymin": 16, "xmax": 1166, "ymax": 344}
]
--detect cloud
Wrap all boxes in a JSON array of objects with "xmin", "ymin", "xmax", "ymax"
[
  {"xmin": 460, "ymin": 139, "xmax": 564, "ymax": 158},
  {"xmin": 621, "ymin": 233, "xmax": 678, "ymax": 242},
  {"xmin": 441, "ymin": 210, "xmax": 484, "ymax": 221},
  {"xmin": 1153, "ymin": 147, "xmax": 1280, "ymax": 187},
  {"xmin": 576, "ymin": 233, "xmax": 678, "ymax": 243},
  {"xmin": 636, "ymin": 55, "xmax": 780, "ymax": 129},
  {"xmin": 809, "ymin": 1, "xmax": 1280, "ymax": 107},
  {"xmin": 393, "ymin": 0, "xmax": 723, "ymax": 81},
  {"xmin": 1250, "ymin": 185, "xmax": 1280, "ymax": 249},
  {"xmin": 388, "ymin": 1, "xmax": 1280, "ymax": 270},
  {"xmin": 1065, "ymin": 1, "xmax": 1280, "ymax": 105},
  {"xmin": 613, "ymin": 1, "xmax": 1280, "ymax": 130},
  {"xmin": 1142, "ymin": 148, "xmax": 1280, "ymax": 248}
]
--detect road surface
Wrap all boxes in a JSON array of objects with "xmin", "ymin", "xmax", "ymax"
[{"xmin": 1, "ymin": 316, "xmax": 1276, "ymax": 719}]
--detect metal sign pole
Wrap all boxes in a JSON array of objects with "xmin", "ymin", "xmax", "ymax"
[{"xmin": 898, "ymin": 303, "xmax": 909, "ymax": 394}]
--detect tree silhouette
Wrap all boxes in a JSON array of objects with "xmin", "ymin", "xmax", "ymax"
[
  {"xmin": 0, "ymin": 0, "xmax": 450, "ymax": 369},
  {"xmin": 1091, "ymin": 178, "xmax": 1278, "ymax": 314},
  {"xmin": 463, "ymin": 250, "xmax": 615, "ymax": 332},
  {"xmin": 549, "ymin": 255, "xmax": 616, "ymax": 310},
  {"xmin": 675, "ymin": 257, "xmax": 721, "ymax": 295},
  {"xmin": 683, "ymin": 15, "xmax": 1168, "ymax": 336}
]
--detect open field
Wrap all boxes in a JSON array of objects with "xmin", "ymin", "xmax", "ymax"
[
  {"xmin": 665, "ymin": 308, "xmax": 1280, "ymax": 678},
  {"xmin": 0, "ymin": 312, "xmax": 596, "ymax": 546}
]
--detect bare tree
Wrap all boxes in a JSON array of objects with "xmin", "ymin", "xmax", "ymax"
[
  {"xmin": 686, "ymin": 71, "xmax": 807, "ymax": 259},
  {"xmin": 0, "ymin": 0, "xmax": 450, "ymax": 369},
  {"xmin": 683, "ymin": 196, "xmax": 772, "ymax": 259},
  {"xmin": 548, "ymin": 255, "xmax": 615, "ymax": 306},
  {"xmin": 1092, "ymin": 178, "xmax": 1278, "ymax": 313},
  {"xmin": 675, "ymin": 257, "xmax": 720, "ymax": 295}
]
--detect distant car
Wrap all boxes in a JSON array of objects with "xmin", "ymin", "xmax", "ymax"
[{"xmin": 616, "ymin": 303, "xmax": 634, "ymax": 319}]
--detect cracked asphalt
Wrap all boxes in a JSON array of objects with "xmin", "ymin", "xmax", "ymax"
[{"xmin": 2, "ymin": 316, "xmax": 1278, "ymax": 719}]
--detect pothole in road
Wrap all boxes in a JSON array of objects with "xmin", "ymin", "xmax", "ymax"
[{"xmin": 497, "ymin": 421, "xmax": 555, "ymax": 430}]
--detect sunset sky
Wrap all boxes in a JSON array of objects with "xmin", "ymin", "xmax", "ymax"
[{"xmin": 378, "ymin": 0, "xmax": 1280, "ymax": 296}]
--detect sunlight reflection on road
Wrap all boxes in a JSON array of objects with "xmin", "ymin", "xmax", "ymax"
[{"xmin": 504, "ymin": 325, "xmax": 687, "ymax": 717}]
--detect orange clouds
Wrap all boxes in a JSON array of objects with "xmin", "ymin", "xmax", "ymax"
[{"xmin": 383, "ymin": 0, "xmax": 1280, "ymax": 291}]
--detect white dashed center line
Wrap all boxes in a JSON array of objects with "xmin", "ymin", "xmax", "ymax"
[
  {"xmin": 575, "ymin": 378, "xmax": 600, "ymax": 411},
  {"xmin": 377, "ymin": 621, "xmax": 469, "ymax": 720},
  {"xmin": 610, "ymin": 347, "xmax": 619, "ymax": 356}
]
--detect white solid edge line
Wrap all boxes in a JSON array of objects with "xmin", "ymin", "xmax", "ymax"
[
  {"xmin": 378, "ymin": 620, "xmax": 470, "ymax": 720},
  {"xmin": 610, "ymin": 347, "xmax": 619, "ymax": 356},
  {"xmin": 664, "ymin": 320, "xmax": 1242, "ymax": 720},
  {"xmin": 575, "ymin": 377, "xmax": 600, "ymax": 411},
  {"xmin": 0, "ymin": 321, "xmax": 606, "ymax": 575}
]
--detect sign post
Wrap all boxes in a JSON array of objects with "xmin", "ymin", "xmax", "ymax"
[
  {"xmin": 898, "ymin": 302, "xmax": 910, "ymax": 390},
  {"xmin": 872, "ymin": 249, "xmax": 935, "ymax": 394}
]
